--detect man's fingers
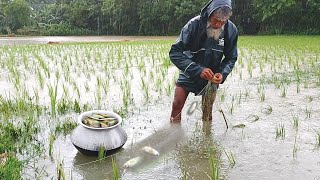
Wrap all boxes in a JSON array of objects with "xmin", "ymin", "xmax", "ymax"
[
  {"xmin": 211, "ymin": 73, "xmax": 223, "ymax": 84},
  {"xmin": 215, "ymin": 73, "xmax": 222, "ymax": 79},
  {"xmin": 205, "ymin": 71, "xmax": 213, "ymax": 80},
  {"xmin": 201, "ymin": 68, "xmax": 215, "ymax": 80}
]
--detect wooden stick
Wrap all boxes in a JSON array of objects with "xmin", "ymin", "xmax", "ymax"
[{"xmin": 219, "ymin": 109, "xmax": 229, "ymax": 129}]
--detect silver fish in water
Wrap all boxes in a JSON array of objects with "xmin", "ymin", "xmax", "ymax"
[
  {"xmin": 141, "ymin": 146, "xmax": 159, "ymax": 156},
  {"xmin": 123, "ymin": 156, "xmax": 143, "ymax": 168}
]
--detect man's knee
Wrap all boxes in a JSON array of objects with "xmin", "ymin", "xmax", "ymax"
[{"xmin": 172, "ymin": 99, "xmax": 185, "ymax": 110}]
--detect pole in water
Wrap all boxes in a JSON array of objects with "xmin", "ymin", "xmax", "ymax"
[{"xmin": 219, "ymin": 109, "xmax": 229, "ymax": 129}]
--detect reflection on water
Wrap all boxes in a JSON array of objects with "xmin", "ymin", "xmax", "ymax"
[
  {"xmin": 175, "ymin": 120, "xmax": 222, "ymax": 180},
  {"xmin": 71, "ymin": 122, "xmax": 221, "ymax": 180},
  {"xmin": 72, "ymin": 124, "xmax": 185, "ymax": 179}
]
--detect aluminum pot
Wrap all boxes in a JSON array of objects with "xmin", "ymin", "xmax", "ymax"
[{"xmin": 70, "ymin": 110, "xmax": 127, "ymax": 156}]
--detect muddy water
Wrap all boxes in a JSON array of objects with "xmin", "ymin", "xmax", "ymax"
[{"xmin": 1, "ymin": 36, "xmax": 320, "ymax": 180}]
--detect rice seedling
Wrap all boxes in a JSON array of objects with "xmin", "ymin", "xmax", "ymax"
[
  {"xmin": 208, "ymin": 147, "xmax": 220, "ymax": 180},
  {"xmin": 102, "ymin": 79, "xmax": 110, "ymax": 95},
  {"xmin": 120, "ymin": 78, "xmax": 132, "ymax": 111},
  {"xmin": 69, "ymin": 170, "xmax": 73, "ymax": 180},
  {"xmin": 305, "ymin": 105, "xmax": 312, "ymax": 118},
  {"xmin": 98, "ymin": 146, "xmax": 105, "ymax": 160},
  {"xmin": 0, "ymin": 155, "xmax": 23, "ymax": 180},
  {"xmin": 183, "ymin": 171, "xmax": 188, "ymax": 180},
  {"xmin": 280, "ymin": 83, "xmax": 287, "ymax": 97},
  {"xmin": 247, "ymin": 57, "xmax": 253, "ymax": 77},
  {"xmin": 243, "ymin": 85, "xmax": 250, "ymax": 98},
  {"xmin": 33, "ymin": 52, "xmax": 50, "ymax": 78},
  {"xmin": 48, "ymin": 81, "xmax": 59, "ymax": 117},
  {"xmin": 56, "ymin": 161, "xmax": 66, "ymax": 180},
  {"xmin": 95, "ymin": 77, "xmax": 102, "ymax": 109},
  {"xmin": 7, "ymin": 59, "xmax": 21, "ymax": 90},
  {"xmin": 32, "ymin": 88, "xmax": 39, "ymax": 105},
  {"xmin": 292, "ymin": 132, "xmax": 298, "ymax": 158},
  {"xmin": 71, "ymin": 81, "xmax": 80, "ymax": 99},
  {"xmin": 55, "ymin": 120, "xmax": 77, "ymax": 135},
  {"xmin": 292, "ymin": 113, "xmax": 299, "ymax": 130},
  {"xmin": 73, "ymin": 100, "xmax": 82, "ymax": 113},
  {"xmin": 57, "ymin": 99, "xmax": 71, "ymax": 115},
  {"xmin": 62, "ymin": 84, "xmax": 69, "ymax": 98},
  {"xmin": 229, "ymin": 96, "xmax": 236, "ymax": 114},
  {"xmin": 140, "ymin": 76, "xmax": 150, "ymax": 102},
  {"xmin": 259, "ymin": 59, "xmax": 264, "ymax": 72},
  {"xmin": 296, "ymin": 83, "xmax": 300, "ymax": 93},
  {"xmin": 257, "ymin": 84, "xmax": 266, "ymax": 101},
  {"xmin": 220, "ymin": 89, "xmax": 226, "ymax": 102},
  {"xmin": 235, "ymin": 91, "xmax": 241, "ymax": 105},
  {"xmin": 276, "ymin": 123, "xmax": 285, "ymax": 139},
  {"xmin": 223, "ymin": 149, "xmax": 236, "ymax": 167},
  {"xmin": 316, "ymin": 131, "xmax": 320, "ymax": 148},
  {"xmin": 49, "ymin": 132, "xmax": 55, "ymax": 158},
  {"xmin": 111, "ymin": 157, "xmax": 119, "ymax": 180},
  {"xmin": 22, "ymin": 54, "xmax": 29, "ymax": 70}
]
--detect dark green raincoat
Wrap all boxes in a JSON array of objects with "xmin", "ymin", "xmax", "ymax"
[{"xmin": 169, "ymin": 0, "xmax": 238, "ymax": 95}]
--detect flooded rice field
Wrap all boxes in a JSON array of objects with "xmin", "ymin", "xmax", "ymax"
[{"xmin": 0, "ymin": 36, "xmax": 320, "ymax": 180}]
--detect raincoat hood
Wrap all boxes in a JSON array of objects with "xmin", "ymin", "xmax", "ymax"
[{"xmin": 200, "ymin": 0, "xmax": 232, "ymax": 20}]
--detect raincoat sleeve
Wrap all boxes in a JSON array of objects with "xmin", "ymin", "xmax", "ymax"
[
  {"xmin": 220, "ymin": 24, "xmax": 238, "ymax": 83},
  {"xmin": 169, "ymin": 20, "xmax": 204, "ymax": 80}
]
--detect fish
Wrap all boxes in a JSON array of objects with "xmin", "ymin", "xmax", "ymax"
[
  {"xmin": 141, "ymin": 146, "xmax": 159, "ymax": 156},
  {"xmin": 82, "ymin": 115, "xmax": 118, "ymax": 128},
  {"xmin": 123, "ymin": 156, "xmax": 142, "ymax": 168},
  {"xmin": 90, "ymin": 113, "xmax": 105, "ymax": 119},
  {"xmin": 85, "ymin": 118, "xmax": 101, "ymax": 128}
]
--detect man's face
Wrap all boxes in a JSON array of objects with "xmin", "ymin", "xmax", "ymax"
[
  {"xmin": 207, "ymin": 14, "xmax": 227, "ymax": 40},
  {"xmin": 208, "ymin": 14, "xmax": 227, "ymax": 29}
]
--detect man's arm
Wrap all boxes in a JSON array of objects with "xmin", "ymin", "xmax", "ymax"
[
  {"xmin": 220, "ymin": 22, "xmax": 238, "ymax": 83},
  {"xmin": 169, "ymin": 18, "xmax": 204, "ymax": 80}
]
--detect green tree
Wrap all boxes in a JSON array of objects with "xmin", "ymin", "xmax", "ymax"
[{"xmin": 3, "ymin": 0, "xmax": 31, "ymax": 32}]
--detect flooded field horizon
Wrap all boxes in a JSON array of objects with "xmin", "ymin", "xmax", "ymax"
[
  {"xmin": 0, "ymin": 36, "xmax": 320, "ymax": 180},
  {"xmin": 0, "ymin": 36, "xmax": 176, "ymax": 46}
]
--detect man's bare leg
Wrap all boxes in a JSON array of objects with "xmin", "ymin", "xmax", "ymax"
[
  {"xmin": 170, "ymin": 85, "xmax": 189, "ymax": 123},
  {"xmin": 202, "ymin": 91, "xmax": 217, "ymax": 121}
]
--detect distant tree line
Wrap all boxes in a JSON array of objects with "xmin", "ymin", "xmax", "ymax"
[{"xmin": 0, "ymin": 0, "xmax": 319, "ymax": 36}]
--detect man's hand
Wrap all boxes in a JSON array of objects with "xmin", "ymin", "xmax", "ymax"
[
  {"xmin": 200, "ymin": 68, "xmax": 214, "ymax": 81},
  {"xmin": 211, "ymin": 73, "xmax": 223, "ymax": 84}
]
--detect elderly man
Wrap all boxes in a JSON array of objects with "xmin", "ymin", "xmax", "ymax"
[{"xmin": 169, "ymin": 0, "xmax": 238, "ymax": 122}]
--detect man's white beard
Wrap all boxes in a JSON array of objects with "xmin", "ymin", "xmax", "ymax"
[{"xmin": 207, "ymin": 22, "xmax": 224, "ymax": 40}]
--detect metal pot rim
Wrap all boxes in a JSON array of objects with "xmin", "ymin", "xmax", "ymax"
[{"xmin": 78, "ymin": 110, "xmax": 123, "ymax": 130}]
